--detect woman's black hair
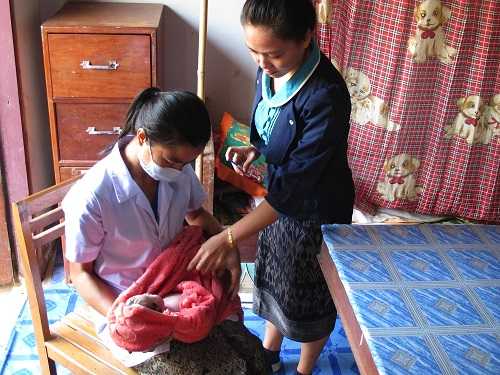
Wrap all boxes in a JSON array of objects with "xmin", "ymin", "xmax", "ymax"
[
  {"xmin": 240, "ymin": 0, "xmax": 316, "ymax": 41},
  {"xmin": 119, "ymin": 87, "xmax": 211, "ymax": 148}
]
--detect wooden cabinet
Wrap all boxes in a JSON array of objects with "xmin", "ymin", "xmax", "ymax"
[{"xmin": 41, "ymin": 2, "xmax": 164, "ymax": 182}]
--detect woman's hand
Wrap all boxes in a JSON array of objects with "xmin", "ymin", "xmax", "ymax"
[
  {"xmin": 187, "ymin": 230, "xmax": 242, "ymax": 299},
  {"xmin": 225, "ymin": 146, "xmax": 259, "ymax": 175}
]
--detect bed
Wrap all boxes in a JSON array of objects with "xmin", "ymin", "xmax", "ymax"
[{"xmin": 319, "ymin": 224, "xmax": 500, "ymax": 375}]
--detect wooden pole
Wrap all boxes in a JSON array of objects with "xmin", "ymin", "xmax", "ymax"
[
  {"xmin": 195, "ymin": 0, "xmax": 214, "ymax": 213},
  {"xmin": 195, "ymin": 0, "xmax": 208, "ymax": 180}
]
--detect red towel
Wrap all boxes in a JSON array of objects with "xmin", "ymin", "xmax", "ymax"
[{"xmin": 107, "ymin": 226, "xmax": 243, "ymax": 352}]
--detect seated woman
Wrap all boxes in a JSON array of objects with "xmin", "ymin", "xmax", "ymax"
[{"xmin": 62, "ymin": 87, "xmax": 267, "ymax": 374}]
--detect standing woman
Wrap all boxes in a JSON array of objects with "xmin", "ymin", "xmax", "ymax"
[{"xmin": 189, "ymin": 0, "xmax": 355, "ymax": 374}]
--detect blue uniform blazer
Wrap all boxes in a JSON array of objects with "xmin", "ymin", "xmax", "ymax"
[{"xmin": 250, "ymin": 53, "xmax": 355, "ymax": 223}]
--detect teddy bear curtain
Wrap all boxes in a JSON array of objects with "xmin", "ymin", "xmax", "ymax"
[{"xmin": 315, "ymin": 0, "xmax": 499, "ymax": 223}]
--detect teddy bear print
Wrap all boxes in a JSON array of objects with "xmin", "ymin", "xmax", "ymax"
[
  {"xmin": 377, "ymin": 153, "xmax": 423, "ymax": 202},
  {"xmin": 407, "ymin": 0, "xmax": 457, "ymax": 64},
  {"xmin": 344, "ymin": 67, "xmax": 400, "ymax": 131}
]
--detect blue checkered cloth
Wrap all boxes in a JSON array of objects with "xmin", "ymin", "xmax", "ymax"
[{"xmin": 322, "ymin": 224, "xmax": 500, "ymax": 375}]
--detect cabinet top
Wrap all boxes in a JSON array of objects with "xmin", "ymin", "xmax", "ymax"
[{"xmin": 42, "ymin": 2, "xmax": 164, "ymax": 30}]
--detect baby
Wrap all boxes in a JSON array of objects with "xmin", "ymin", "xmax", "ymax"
[{"xmin": 126, "ymin": 293, "xmax": 182, "ymax": 313}]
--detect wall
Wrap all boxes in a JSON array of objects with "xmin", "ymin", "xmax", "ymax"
[
  {"xmin": 9, "ymin": 0, "xmax": 255, "ymax": 192},
  {"xmin": 0, "ymin": 0, "xmax": 67, "ymax": 283},
  {"xmin": 0, "ymin": 0, "xmax": 20, "ymax": 285},
  {"xmin": 9, "ymin": 0, "xmax": 67, "ymax": 194},
  {"xmin": 74, "ymin": 0, "xmax": 257, "ymax": 126},
  {"xmin": 0, "ymin": 2, "xmax": 29, "ymax": 210}
]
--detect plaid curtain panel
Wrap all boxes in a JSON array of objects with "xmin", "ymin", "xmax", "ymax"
[{"xmin": 314, "ymin": 0, "xmax": 499, "ymax": 223}]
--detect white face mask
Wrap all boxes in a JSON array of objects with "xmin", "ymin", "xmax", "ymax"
[{"xmin": 138, "ymin": 142, "xmax": 182, "ymax": 182}]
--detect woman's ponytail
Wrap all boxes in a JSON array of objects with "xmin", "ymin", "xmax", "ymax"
[
  {"xmin": 119, "ymin": 87, "xmax": 161, "ymax": 139},
  {"xmin": 100, "ymin": 87, "xmax": 160, "ymax": 156}
]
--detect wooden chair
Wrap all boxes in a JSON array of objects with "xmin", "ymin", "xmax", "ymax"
[{"xmin": 12, "ymin": 177, "xmax": 136, "ymax": 375}]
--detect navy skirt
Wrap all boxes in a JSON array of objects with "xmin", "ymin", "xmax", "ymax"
[{"xmin": 253, "ymin": 216, "xmax": 337, "ymax": 342}]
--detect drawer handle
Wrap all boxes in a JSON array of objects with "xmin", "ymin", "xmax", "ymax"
[
  {"xmin": 86, "ymin": 127, "xmax": 121, "ymax": 136},
  {"xmin": 72, "ymin": 169, "xmax": 87, "ymax": 176},
  {"xmin": 80, "ymin": 60, "xmax": 120, "ymax": 70}
]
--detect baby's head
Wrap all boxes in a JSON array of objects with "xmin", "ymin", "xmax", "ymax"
[
  {"xmin": 126, "ymin": 292, "xmax": 182, "ymax": 313},
  {"xmin": 126, "ymin": 293, "xmax": 165, "ymax": 312}
]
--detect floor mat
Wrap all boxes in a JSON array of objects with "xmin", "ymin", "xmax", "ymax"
[{"xmin": 0, "ymin": 264, "xmax": 359, "ymax": 375}]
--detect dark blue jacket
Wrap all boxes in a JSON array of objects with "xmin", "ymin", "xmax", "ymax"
[{"xmin": 250, "ymin": 53, "xmax": 355, "ymax": 224}]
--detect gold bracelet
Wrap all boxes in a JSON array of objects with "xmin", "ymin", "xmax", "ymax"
[{"xmin": 226, "ymin": 227, "xmax": 236, "ymax": 250}]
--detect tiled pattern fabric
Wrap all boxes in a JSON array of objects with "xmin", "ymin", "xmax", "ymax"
[
  {"xmin": 322, "ymin": 224, "xmax": 500, "ymax": 375},
  {"xmin": 0, "ymin": 263, "xmax": 359, "ymax": 375},
  {"xmin": 0, "ymin": 266, "xmax": 81, "ymax": 375},
  {"xmin": 316, "ymin": 0, "xmax": 500, "ymax": 223}
]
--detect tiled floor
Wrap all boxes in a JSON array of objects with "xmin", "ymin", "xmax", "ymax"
[
  {"xmin": 0, "ymin": 284, "xmax": 25, "ymax": 357},
  {"xmin": 0, "ymin": 263, "xmax": 359, "ymax": 375}
]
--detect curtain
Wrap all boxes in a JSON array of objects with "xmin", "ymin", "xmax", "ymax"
[{"xmin": 314, "ymin": 0, "xmax": 499, "ymax": 223}]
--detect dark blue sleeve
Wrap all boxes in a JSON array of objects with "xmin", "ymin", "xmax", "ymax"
[{"xmin": 265, "ymin": 85, "xmax": 351, "ymax": 215}]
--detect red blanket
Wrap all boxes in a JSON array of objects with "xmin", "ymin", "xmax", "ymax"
[{"xmin": 107, "ymin": 226, "xmax": 243, "ymax": 352}]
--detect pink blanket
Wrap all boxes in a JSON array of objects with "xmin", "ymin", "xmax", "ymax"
[{"xmin": 107, "ymin": 226, "xmax": 243, "ymax": 352}]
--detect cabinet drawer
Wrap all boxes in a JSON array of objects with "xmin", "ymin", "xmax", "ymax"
[
  {"xmin": 56, "ymin": 103, "xmax": 129, "ymax": 161},
  {"xmin": 60, "ymin": 166, "xmax": 90, "ymax": 181},
  {"xmin": 48, "ymin": 34, "xmax": 151, "ymax": 98}
]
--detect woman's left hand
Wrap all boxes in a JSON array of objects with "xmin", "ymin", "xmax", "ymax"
[{"xmin": 188, "ymin": 230, "xmax": 241, "ymax": 299}]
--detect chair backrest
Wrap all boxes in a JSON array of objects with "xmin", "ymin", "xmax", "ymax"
[{"xmin": 11, "ymin": 176, "xmax": 79, "ymax": 373}]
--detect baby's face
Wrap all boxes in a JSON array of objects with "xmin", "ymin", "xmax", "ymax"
[
  {"xmin": 126, "ymin": 294, "xmax": 165, "ymax": 312},
  {"xmin": 163, "ymin": 293, "xmax": 182, "ymax": 312},
  {"xmin": 126, "ymin": 292, "xmax": 182, "ymax": 313}
]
